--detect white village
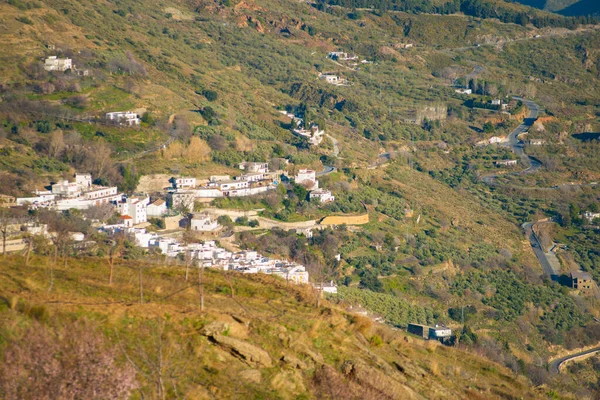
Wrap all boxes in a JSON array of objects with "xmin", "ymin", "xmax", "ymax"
[{"xmin": 8, "ymin": 161, "xmax": 340, "ymax": 291}]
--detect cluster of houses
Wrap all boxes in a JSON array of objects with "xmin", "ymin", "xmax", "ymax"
[
  {"xmin": 99, "ymin": 222, "xmax": 310, "ymax": 284},
  {"xmin": 279, "ymin": 110, "xmax": 325, "ymax": 146},
  {"xmin": 294, "ymin": 168, "xmax": 335, "ymax": 203},
  {"xmin": 170, "ymin": 162, "xmax": 281, "ymax": 209},
  {"xmin": 16, "ymin": 173, "xmax": 122, "ymax": 211}
]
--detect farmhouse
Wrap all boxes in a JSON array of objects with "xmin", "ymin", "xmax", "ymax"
[
  {"xmin": 495, "ymin": 159, "xmax": 518, "ymax": 167},
  {"xmin": 44, "ymin": 56, "xmax": 73, "ymax": 72},
  {"xmin": 309, "ymin": 189, "xmax": 335, "ymax": 203},
  {"xmin": 105, "ymin": 111, "xmax": 140, "ymax": 126}
]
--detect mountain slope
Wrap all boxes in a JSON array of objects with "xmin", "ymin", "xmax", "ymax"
[{"xmin": 0, "ymin": 255, "xmax": 544, "ymax": 399}]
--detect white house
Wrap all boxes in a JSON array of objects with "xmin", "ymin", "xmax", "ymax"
[
  {"xmin": 239, "ymin": 162, "xmax": 269, "ymax": 174},
  {"xmin": 309, "ymin": 189, "xmax": 335, "ymax": 203},
  {"xmin": 455, "ymin": 88, "xmax": 472, "ymax": 95},
  {"xmin": 44, "ymin": 56, "xmax": 73, "ymax": 72},
  {"xmin": 282, "ymin": 265, "xmax": 309, "ymax": 285},
  {"xmin": 190, "ymin": 213, "xmax": 220, "ymax": 232},
  {"xmin": 319, "ymin": 74, "xmax": 346, "ymax": 86},
  {"xmin": 495, "ymin": 159, "xmax": 518, "ymax": 167},
  {"xmin": 295, "ymin": 169, "xmax": 318, "ymax": 190},
  {"xmin": 147, "ymin": 199, "xmax": 167, "ymax": 217},
  {"xmin": 173, "ymin": 177, "xmax": 196, "ymax": 189},
  {"xmin": 236, "ymin": 172, "xmax": 265, "ymax": 182},
  {"xmin": 76, "ymin": 173, "xmax": 92, "ymax": 189},
  {"xmin": 328, "ymin": 52, "xmax": 358, "ymax": 61},
  {"xmin": 292, "ymin": 124, "xmax": 324, "ymax": 146},
  {"xmin": 491, "ymin": 99, "xmax": 502, "ymax": 106},
  {"xmin": 219, "ymin": 180, "xmax": 249, "ymax": 191},
  {"xmin": 84, "ymin": 186, "xmax": 118, "ymax": 201},
  {"xmin": 583, "ymin": 211, "xmax": 600, "ymax": 223},
  {"xmin": 52, "ymin": 180, "xmax": 82, "ymax": 198},
  {"xmin": 120, "ymin": 196, "xmax": 149, "ymax": 225},
  {"xmin": 105, "ymin": 111, "xmax": 140, "ymax": 126}
]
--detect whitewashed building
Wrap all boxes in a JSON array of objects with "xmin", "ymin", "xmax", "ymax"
[
  {"xmin": 147, "ymin": 199, "xmax": 167, "ymax": 217},
  {"xmin": 44, "ymin": 56, "xmax": 73, "ymax": 72},
  {"xmin": 120, "ymin": 196, "xmax": 149, "ymax": 225},
  {"xmin": 105, "ymin": 111, "xmax": 140, "ymax": 126},
  {"xmin": 190, "ymin": 213, "xmax": 220, "ymax": 232},
  {"xmin": 239, "ymin": 162, "xmax": 269, "ymax": 174},
  {"xmin": 310, "ymin": 189, "xmax": 335, "ymax": 203},
  {"xmin": 295, "ymin": 169, "xmax": 318, "ymax": 190}
]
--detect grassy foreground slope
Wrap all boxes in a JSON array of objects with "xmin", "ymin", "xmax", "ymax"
[{"xmin": 0, "ymin": 254, "xmax": 543, "ymax": 399}]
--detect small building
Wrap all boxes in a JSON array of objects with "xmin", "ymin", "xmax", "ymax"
[
  {"xmin": 428, "ymin": 324, "xmax": 452, "ymax": 341},
  {"xmin": 76, "ymin": 173, "xmax": 92, "ymax": 189},
  {"xmin": 44, "ymin": 56, "xmax": 73, "ymax": 72},
  {"xmin": 296, "ymin": 227, "xmax": 314, "ymax": 238},
  {"xmin": 491, "ymin": 99, "xmax": 502, "ymax": 106},
  {"xmin": 295, "ymin": 169, "xmax": 318, "ymax": 189},
  {"xmin": 495, "ymin": 159, "xmax": 518, "ymax": 167},
  {"xmin": 320, "ymin": 74, "xmax": 344, "ymax": 85},
  {"xmin": 583, "ymin": 211, "xmax": 600, "ymax": 223},
  {"xmin": 119, "ymin": 196, "xmax": 149, "ymax": 225},
  {"xmin": 571, "ymin": 271, "xmax": 593, "ymax": 291},
  {"xmin": 408, "ymin": 323, "xmax": 452, "ymax": 341},
  {"xmin": 190, "ymin": 213, "xmax": 220, "ymax": 232},
  {"xmin": 455, "ymin": 88, "xmax": 472, "ymax": 95},
  {"xmin": 105, "ymin": 111, "xmax": 140, "ymax": 126},
  {"xmin": 310, "ymin": 189, "xmax": 335, "ymax": 203},
  {"xmin": 171, "ymin": 177, "xmax": 196, "ymax": 189},
  {"xmin": 528, "ymin": 139, "xmax": 546, "ymax": 146},
  {"xmin": 239, "ymin": 162, "xmax": 269, "ymax": 174},
  {"xmin": 328, "ymin": 52, "xmax": 358, "ymax": 61},
  {"xmin": 147, "ymin": 199, "xmax": 167, "ymax": 217},
  {"xmin": 120, "ymin": 215, "xmax": 134, "ymax": 228},
  {"xmin": 52, "ymin": 180, "xmax": 82, "ymax": 198}
]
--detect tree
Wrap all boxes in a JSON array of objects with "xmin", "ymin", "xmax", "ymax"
[
  {"xmin": 201, "ymin": 89, "xmax": 218, "ymax": 101},
  {"xmin": 48, "ymin": 130, "xmax": 65, "ymax": 159},
  {"xmin": 0, "ymin": 321, "xmax": 138, "ymax": 399},
  {"xmin": 483, "ymin": 121, "xmax": 495, "ymax": 133},
  {"xmin": 0, "ymin": 210, "xmax": 9, "ymax": 256}
]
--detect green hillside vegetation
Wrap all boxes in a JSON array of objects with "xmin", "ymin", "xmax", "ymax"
[{"xmin": 1, "ymin": 0, "xmax": 600, "ymax": 395}]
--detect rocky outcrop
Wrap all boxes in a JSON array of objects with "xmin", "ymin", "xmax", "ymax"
[
  {"xmin": 208, "ymin": 334, "xmax": 273, "ymax": 367},
  {"xmin": 341, "ymin": 359, "xmax": 419, "ymax": 399}
]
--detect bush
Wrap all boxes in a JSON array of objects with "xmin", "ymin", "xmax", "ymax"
[
  {"xmin": 201, "ymin": 89, "xmax": 218, "ymax": 102},
  {"xmin": 16, "ymin": 16, "xmax": 33, "ymax": 25}
]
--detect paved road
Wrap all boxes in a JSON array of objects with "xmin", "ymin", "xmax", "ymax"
[
  {"xmin": 507, "ymin": 97, "xmax": 540, "ymax": 158},
  {"xmin": 480, "ymin": 98, "xmax": 540, "ymax": 184},
  {"xmin": 317, "ymin": 165, "xmax": 336, "ymax": 177},
  {"xmin": 549, "ymin": 347, "xmax": 600, "ymax": 374},
  {"xmin": 522, "ymin": 222, "xmax": 561, "ymax": 279}
]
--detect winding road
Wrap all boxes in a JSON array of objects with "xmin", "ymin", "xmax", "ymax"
[
  {"xmin": 522, "ymin": 222, "xmax": 561, "ymax": 279},
  {"xmin": 549, "ymin": 347, "xmax": 600, "ymax": 375},
  {"xmin": 481, "ymin": 97, "xmax": 541, "ymax": 185}
]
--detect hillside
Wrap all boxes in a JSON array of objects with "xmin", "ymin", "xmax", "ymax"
[
  {"xmin": 0, "ymin": 254, "xmax": 543, "ymax": 399},
  {"xmin": 1, "ymin": 0, "xmax": 600, "ymax": 396}
]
